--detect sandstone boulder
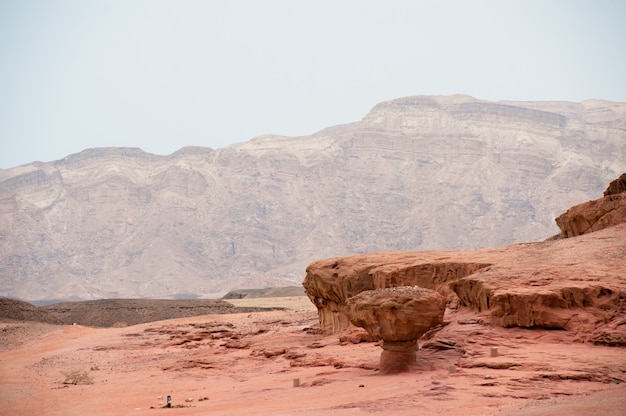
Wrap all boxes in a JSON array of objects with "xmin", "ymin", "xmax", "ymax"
[
  {"xmin": 555, "ymin": 193, "xmax": 626, "ymax": 238},
  {"xmin": 347, "ymin": 286, "xmax": 446, "ymax": 373},
  {"xmin": 604, "ymin": 173, "xmax": 626, "ymax": 196}
]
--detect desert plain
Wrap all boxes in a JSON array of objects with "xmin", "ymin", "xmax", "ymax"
[{"xmin": 2, "ymin": 293, "xmax": 625, "ymax": 416}]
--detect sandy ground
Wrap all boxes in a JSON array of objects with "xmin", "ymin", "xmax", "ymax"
[{"xmin": 1, "ymin": 297, "xmax": 625, "ymax": 415}]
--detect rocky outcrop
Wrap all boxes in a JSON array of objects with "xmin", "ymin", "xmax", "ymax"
[
  {"xmin": 555, "ymin": 193, "xmax": 626, "ymax": 238},
  {"xmin": 347, "ymin": 286, "xmax": 445, "ymax": 373},
  {"xmin": 553, "ymin": 173, "xmax": 626, "ymax": 238},
  {"xmin": 604, "ymin": 173, "xmax": 626, "ymax": 196},
  {"xmin": 450, "ymin": 262, "xmax": 626, "ymax": 333},
  {"xmin": 304, "ymin": 222, "xmax": 626, "ymax": 344}
]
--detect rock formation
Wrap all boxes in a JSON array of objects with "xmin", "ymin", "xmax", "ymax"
[
  {"xmin": 304, "ymin": 178, "xmax": 626, "ymax": 345},
  {"xmin": 346, "ymin": 286, "xmax": 445, "ymax": 373},
  {"xmin": 303, "ymin": 257, "xmax": 489, "ymax": 334},
  {"xmin": 604, "ymin": 173, "xmax": 626, "ymax": 196},
  {"xmin": 555, "ymin": 172, "xmax": 626, "ymax": 238},
  {"xmin": 1, "ymin": 96, "xmax": 625, "ymax": 301}
]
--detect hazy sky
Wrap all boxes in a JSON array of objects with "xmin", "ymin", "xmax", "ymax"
[{"xmin": 1, "ymin": 0, "xmax": 625, "ymax": 169}]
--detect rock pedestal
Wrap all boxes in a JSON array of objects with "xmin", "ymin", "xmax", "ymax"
[
  {"xmin": 303, "ymin": 256, "xmax": 489, "ymax": 334},
  {"xmin": 346, "ymin": 286, "xmax": 446, "ymax": 373},
  {"xmin": 380, "ymin": 340, "xmax": 418, "ymax": 373}
]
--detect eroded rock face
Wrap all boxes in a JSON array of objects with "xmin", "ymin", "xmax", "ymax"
[
  {"xmin": 552, "ymin": 173, "xmax": 626, "ymax": 238},
  {"xmin": 304, "ymin": 222, "xmax": 626, "ymax": 344},
  {"xmin": 450, "ymin": 270, "xmax": 624, "ymax": 331},
  {"xmin": 555, "ymin": 193, "xmax": 626, "ymax": 238},
  {"xmin": 604, "ymin": 173, "xmax": 626, "ymax": 196},
  {"xmin": 347, "ymin": 286, "xmax": 446, "ymax": 373},
  {"xmin": 451, "ymin": 225, "xmax": 626, "ymax": 343}
]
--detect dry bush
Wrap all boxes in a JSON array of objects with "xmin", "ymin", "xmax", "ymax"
[{"xmin": 62, "ymin": 369, "xmax": 94, "ymax": 385}]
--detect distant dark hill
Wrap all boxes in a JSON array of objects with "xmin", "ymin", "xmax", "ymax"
[
  {"xmin": 0, "ymin": 298, "xmax": 282, "ymax": 327},
  {"xmin": 0, "ymin": 298, "xmax": 60, "ymax": 324}
]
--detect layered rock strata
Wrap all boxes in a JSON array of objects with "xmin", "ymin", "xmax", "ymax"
[
  {"xmin": 346, "ymin": 286, "xmax": 446, "ymax": 373},
  {"xmin": 303, "ymin": 258, "xmax": 489, "ymax": 334},
  {"xmin": 304, "ymin": 223, "xmax": 626, "ymax": 344},
  {"xmin": 553, "ymin": 172, "xmax": 626, "ymax": 238},
  {"xmin": 2, "ymin": 96, "xmax": 625, "ymax": 301},
  {"xmin": 604, "ymin": 173, "xmax": 626, "ymax": 196}
]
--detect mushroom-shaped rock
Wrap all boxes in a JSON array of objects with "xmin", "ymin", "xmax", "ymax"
[
  {"xmin": 304, "ymin": 256, "xmax": 490, "ymax": 334},
  {"xmin": 347, "ymin": 286, "xmax": 446, "ymax": 373}
]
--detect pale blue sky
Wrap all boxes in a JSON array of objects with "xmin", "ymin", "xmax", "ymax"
[{"xmin": 1, "ymin": 0, "xmax": 625, "ymax": 168}]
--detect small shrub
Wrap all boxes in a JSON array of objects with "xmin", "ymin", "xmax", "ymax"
[{"xmin": 62, "ymin": 369, "xmax": 94, "ymax": 385}]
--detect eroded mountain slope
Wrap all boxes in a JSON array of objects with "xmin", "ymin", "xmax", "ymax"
[{"xmin": 1, "ymin": 96, "xmax": 624, "ymax": 300}]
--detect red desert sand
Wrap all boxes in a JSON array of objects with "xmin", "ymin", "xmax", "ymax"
[{"xmin": 1, "ymin": 304, "xmax": 625, "ymax": 416}]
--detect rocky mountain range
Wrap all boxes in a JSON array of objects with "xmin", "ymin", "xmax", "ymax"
[{"xmin": 1, "ymin": 95, "xmax": 625, "ymax": 301}]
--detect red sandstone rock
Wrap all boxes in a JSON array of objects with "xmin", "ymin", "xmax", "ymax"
[
  {"xmin": 604, "ymin": 172, "xmax": 626, "ymax": 196},
  {"xmin": 347, "ymin": 287, "xmax": 446, "ymax": 342},
  {"xmin": 303, "ymin": 258, "xmax": 489, "ymax": 334},
  {"xmin": 304, "ymin": 223, "xmax": 626, "ymax": 343},
  {"xmin": 555, "ymin": 193, "xmax": 626, "ymax": 238},
  {"xmin": 346, "ymin": 287, "xmax": 446, "ymax": 373}
]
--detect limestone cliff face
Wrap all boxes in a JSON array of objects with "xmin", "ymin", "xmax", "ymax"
[{"xmin": 1, "ymin": 96, "xmax": 625, "ymax": 301}]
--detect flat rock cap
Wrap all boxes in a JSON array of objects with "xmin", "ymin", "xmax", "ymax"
[{"xmin": 347, "ymin": 286, "xmax": 446, "ymax": 342}]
